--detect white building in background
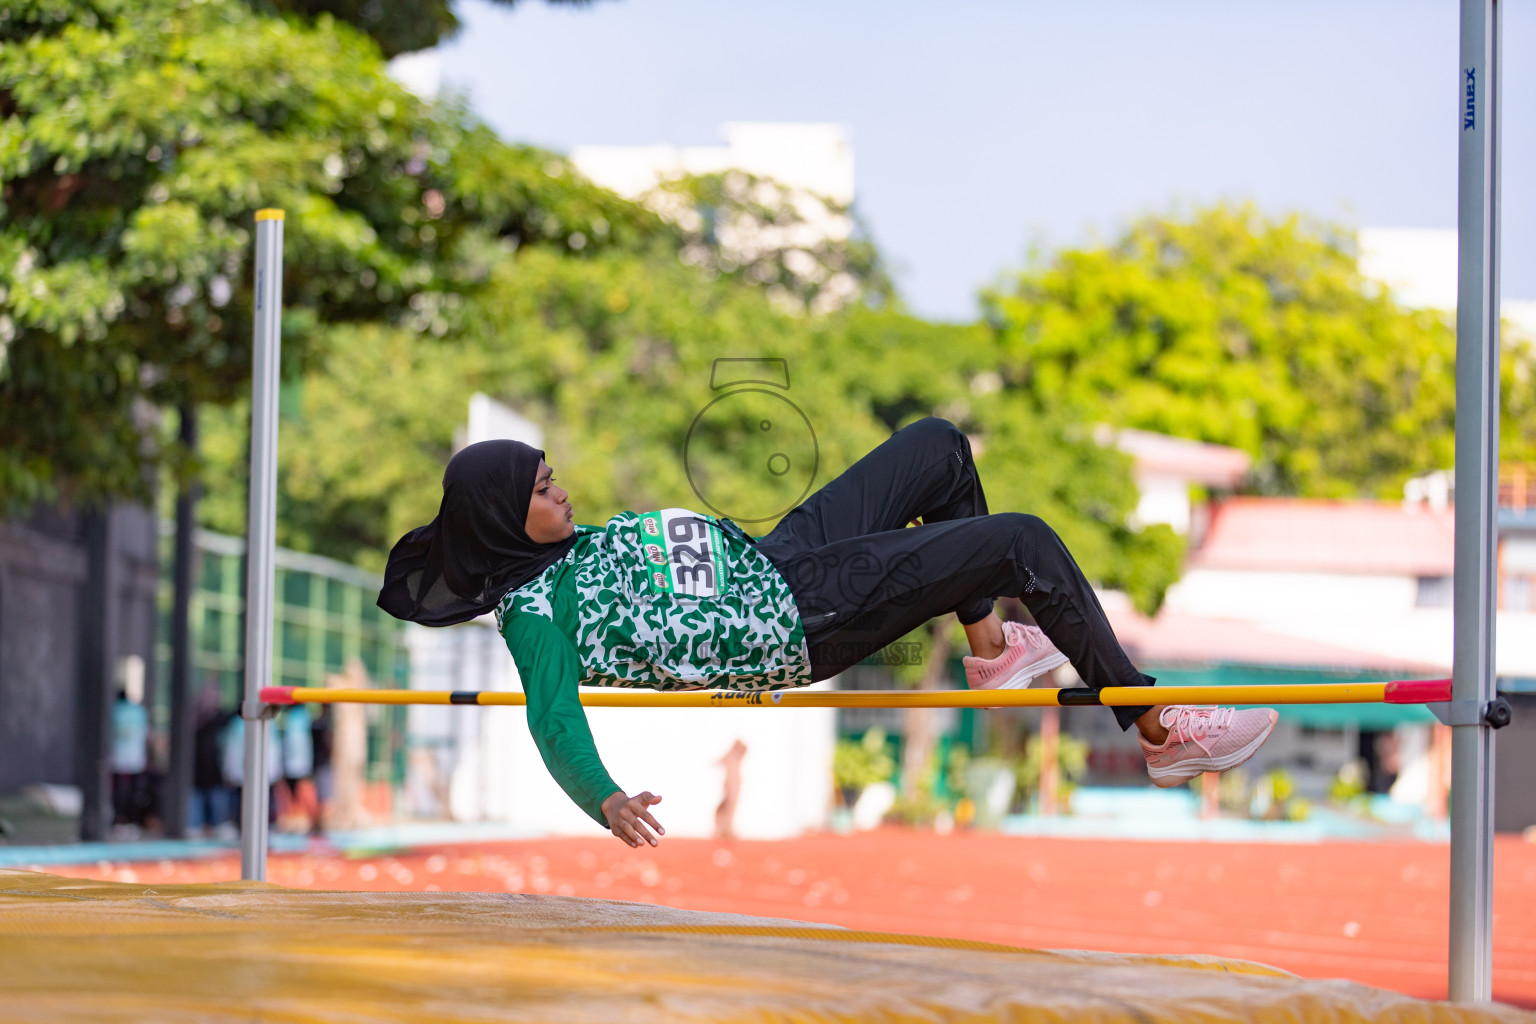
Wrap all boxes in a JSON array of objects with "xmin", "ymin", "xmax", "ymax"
[
  {"xmin": 1357, "ymin": 227, "xmax": 1459, "ymax": 311},
  {"xmin": 386, "ymin": 50, "xmax": 441, "ymax": 100},
  {"xmin": 405, "ymin": 394, "xmax": 836, "ymax": 839},
  {"xmin": 1358, "ymin": 226, "xmax": 1536, "ymax": 336},
  {"xmin": 572, "ymin": 122, "xmax": 855, "ymax": 210},
  {"xmin": 1151, "ymin": 494, "xmax": 1536, "ymax": 679},
  {"xmin": 574, "ymin": 124, "xmax": 861, "ymax": 315},
  {"xmin": 1098, "ymin": 427, "xmax": 1250, "ymax": 540}
]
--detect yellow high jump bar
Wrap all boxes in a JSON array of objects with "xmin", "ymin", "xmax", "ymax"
[{"xmin": 261, "ymin": 678, "xmax": 1451, "ymax": 710}]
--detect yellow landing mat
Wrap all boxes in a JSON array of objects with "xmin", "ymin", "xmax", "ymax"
[{"xmin": 1, "ymin": 869, "xmax": 1527, "ymax": 1024}]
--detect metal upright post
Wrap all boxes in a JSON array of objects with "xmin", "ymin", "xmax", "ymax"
[
  {"xmin": 241, "ymin": 209, "xmax": 285, "ymax": 881},
  {"xmin": 1450, "ymin": 0, "xmax": 1500, "ymax": 1002}
]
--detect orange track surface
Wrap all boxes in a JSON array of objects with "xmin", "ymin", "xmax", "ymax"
[{"xmin": 49, "ymin": 830, "xmax": 1536, "ymax": 1009}]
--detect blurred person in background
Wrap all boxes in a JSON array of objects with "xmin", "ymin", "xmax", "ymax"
[
  {"xmin": 110, "ymin": 687, "xmax": 149, "ymax": 838},
  {"xmin": 221, "ymin": 706, "xmax": 282, "ymax": 831},
  {"xmin": 714, "ymin": 739, "xmax": 747, "ymax": 841},
  {"xmin": 380, "ymin": 424, "xmax": 1279, "ymax": 849},
  {"xmin": 325, "ymin": 658, "xmax": 372, "ymax": 831},
  {"xmin": 277, "ymin": 704, "xmax": 317, "ymax": 834},
  {"xmin": 309, "ymin": 704, "xmax": 335, "ymax": 836},
  {"xmin": 189, "ymin": 681, "xmax": 233, "ymax": 839}
]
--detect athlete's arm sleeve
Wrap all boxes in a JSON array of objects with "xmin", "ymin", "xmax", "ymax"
[{"xmin": 501, "ymin": 614, "xmax": 622, "ymax": 828}]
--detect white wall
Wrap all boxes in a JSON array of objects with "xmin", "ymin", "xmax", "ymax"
[
  {"xmin": 407, "ymin": 619, "xmax": 838, "ymax": 838},
  {"xmin": 405, "ymin": 618, "xmax": 522, "ymax": 823},
  {"xmin": 497, "ymin": 676, "xmax": 838, "ymax": 840},
  {"xmin": 1504, "ymin": 536, "xmax": 1536, "ymax": 574},
  {"xmin": 467, "ymin": 393, "xmax": 541, "ymax": 451},
  {"xmin": 1132, "ymin": 472, "xmax": 1192, "ymax": 534}
]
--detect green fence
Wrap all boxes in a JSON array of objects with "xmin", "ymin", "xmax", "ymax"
[{"xmin": 153, "ymin": 528, "xmax": 410, "ymax": 785}]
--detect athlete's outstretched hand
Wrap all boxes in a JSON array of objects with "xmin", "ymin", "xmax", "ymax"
[{"xmin": 601, "ymin": 790, "xmax": 665, "ymax": 848}]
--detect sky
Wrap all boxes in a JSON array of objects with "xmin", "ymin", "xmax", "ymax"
[{"xmin": 434, "ymin": 0, "xmax": 1534, "ymax": 322}]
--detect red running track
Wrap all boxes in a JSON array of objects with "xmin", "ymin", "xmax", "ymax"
[{"xmin": 48, "ymin": 830, "xmax": 1536, "ymax": 1009}]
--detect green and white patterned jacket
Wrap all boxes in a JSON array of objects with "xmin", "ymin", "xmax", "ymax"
[{"xmin": 495, "ymin": 508, "xmax": 811, "ymax": 825}]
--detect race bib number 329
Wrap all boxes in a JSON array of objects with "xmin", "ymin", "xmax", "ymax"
[{"xmin": 637, "ymin": 508, "xmax": 730, "ymax": 598}]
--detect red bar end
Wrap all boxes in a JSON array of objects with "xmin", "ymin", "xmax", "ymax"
[
  {"xmin": 260, "ymin": 686, "xmax": 297, "ymax": 705},
  {"xmin": 1385, "ymin": 678, "xmax": 1452, "ymax": 704}
]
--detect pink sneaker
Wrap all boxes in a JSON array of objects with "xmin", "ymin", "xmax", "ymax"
[
  {"xmin": 1139, "ymin": 705, "xmax": 1279, "ymax": 788},
  {"xmin": 962, "ymin": 620, "xmax": 1069, "ymax": 691}
]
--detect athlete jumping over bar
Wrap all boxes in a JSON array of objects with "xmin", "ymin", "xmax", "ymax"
[{"xmin": 379, "ymin": 417, "xmax": 1278, "ymax": 848}]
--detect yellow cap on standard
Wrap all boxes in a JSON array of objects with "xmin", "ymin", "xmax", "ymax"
[{"xmin": 255, "ymin": 209, "xmax": 285, "ymax": 222}]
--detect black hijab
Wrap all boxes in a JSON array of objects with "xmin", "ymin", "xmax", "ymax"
[{"xmin": 377, "ymin": 440, "xmax": 578, "ymax": 626}]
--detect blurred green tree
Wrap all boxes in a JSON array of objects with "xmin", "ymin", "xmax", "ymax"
[
  {"xmin": 1014, "ymin": 728, "xmax": 1089, "ymax": 809},
  {"xmin": 199, "ymin": 243, "xmax": 1184, "ymax": 616},
  {"xmin": 0, "ymin": 0, "xmax": 663, "ymax": 506},
  {"xmin": 982, "ymin": 203, "xmax": 1536, "ymax": 499},
  {"xmin": 833, "ymin": 727, "xmax": 895, "ymax": 797},
  {"xmin": 818, "ymin": 310, "xmax": 1185, "ymax": 613}
]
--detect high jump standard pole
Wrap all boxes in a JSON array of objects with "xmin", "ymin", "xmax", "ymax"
[
  {"xmin": 1451, "ymin": 0, "xmax": 1500, "ymax": 1002},
  {"xmin": 241, "ymin": 209, "xmax": 285, "ymax": 882}
]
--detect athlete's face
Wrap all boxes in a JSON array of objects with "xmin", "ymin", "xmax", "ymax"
[{"xmin": 525, "ymin": 460, "xmax": 575, "ymax": 544}]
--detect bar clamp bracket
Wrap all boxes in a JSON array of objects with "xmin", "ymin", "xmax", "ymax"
[
  {"xmin": 1427, "ymin": 696, "xmax": 1513, "ymax": 729},
  {"xmin": 241, "ymin": 698, "xmax": 279, "ymax": 722}
]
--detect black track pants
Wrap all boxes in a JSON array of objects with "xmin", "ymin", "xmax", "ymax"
[{"xmin": 752, "ymin": 416, "xmax": 1156, "ymax": 731}]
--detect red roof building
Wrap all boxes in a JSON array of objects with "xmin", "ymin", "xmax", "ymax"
[{"xmin": 1188, "ymin": 498, "xmax": 1455, "ymax": 577}]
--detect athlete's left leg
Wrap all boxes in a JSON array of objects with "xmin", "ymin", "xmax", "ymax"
[{"xmin": 771, "ymin": 511, "xmax": 1157, "ymax": 732}]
